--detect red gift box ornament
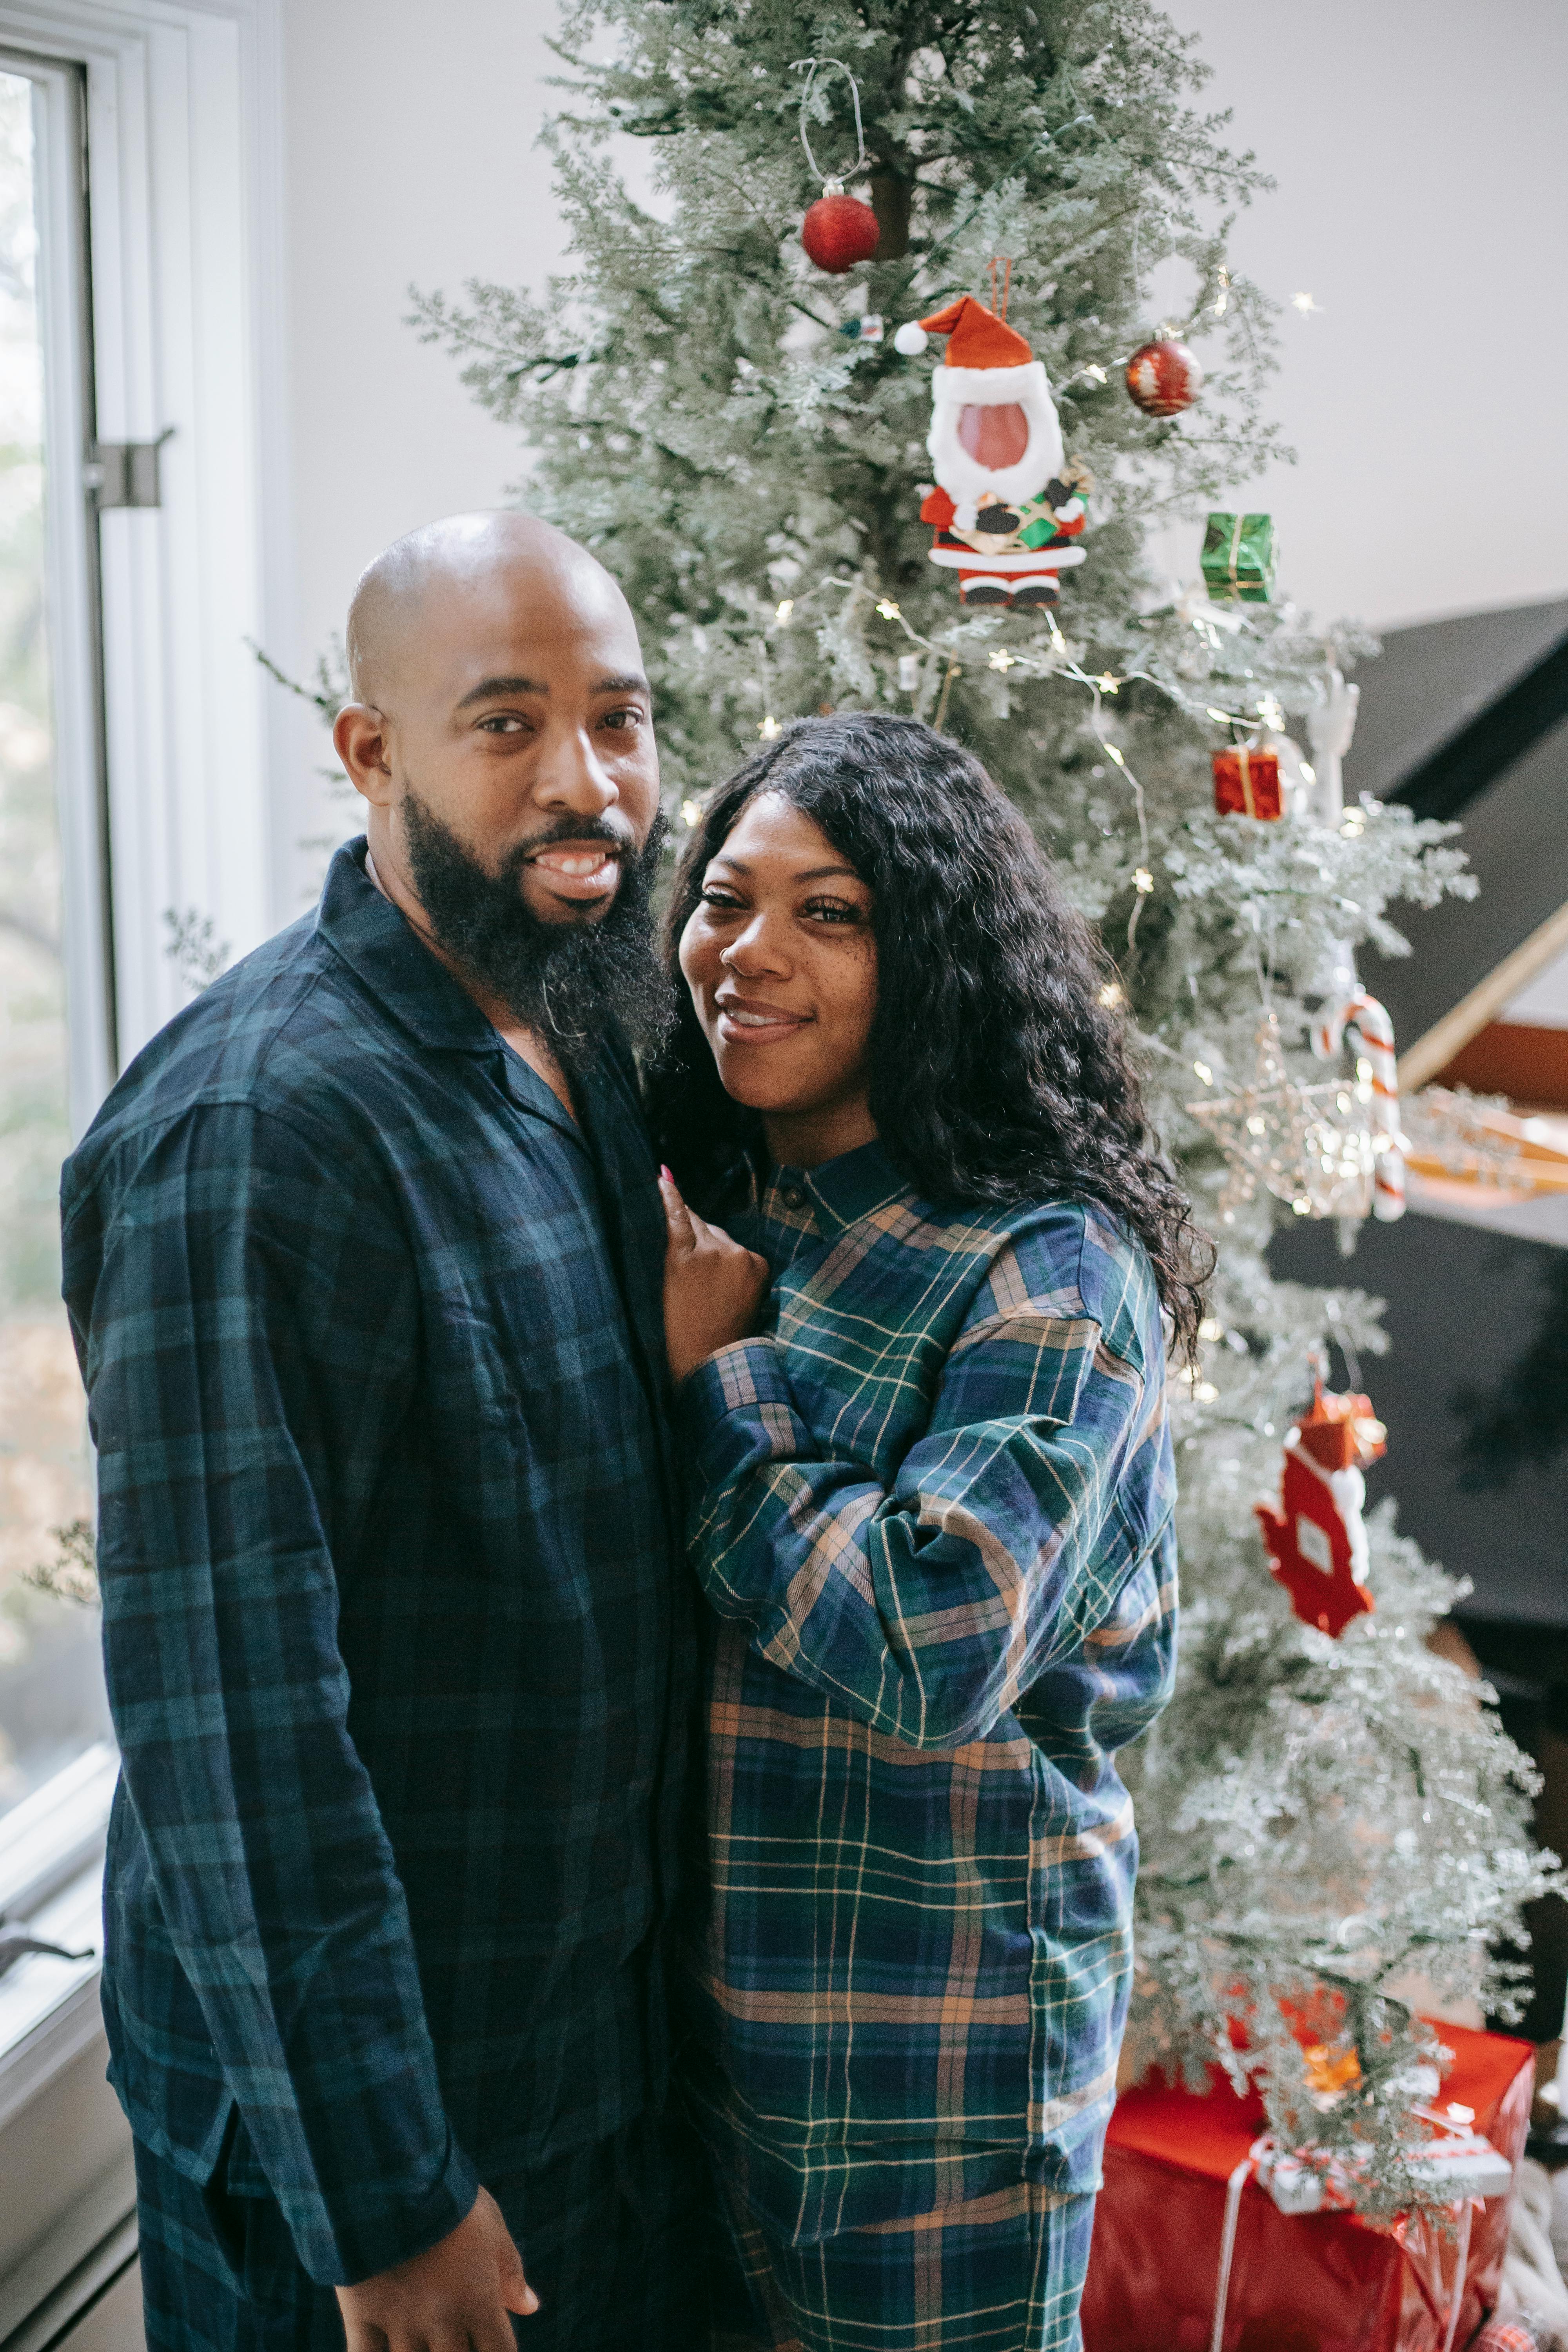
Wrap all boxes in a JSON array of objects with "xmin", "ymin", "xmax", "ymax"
[
  {"xmin": 1212, "ymin": 743, "xmax": 1283, "ymax": 818},
  {"xmin": 1255, "ymin": 1380, "xmax": 1386, "ymax": 1636}
]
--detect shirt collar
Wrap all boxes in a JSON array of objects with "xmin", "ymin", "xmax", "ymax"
[
  {"xmin": 315, "ymin": 836, "xmax": 504, "ymax": 1054},
  {"xmin": 766, "ymin": 1138, "xmax": 910, "ymax": 1235}
]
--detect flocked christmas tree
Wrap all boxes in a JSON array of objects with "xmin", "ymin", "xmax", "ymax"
[{"xmin": 412, "ymin": 0, "xmax": 1558, "ymax": 2214}]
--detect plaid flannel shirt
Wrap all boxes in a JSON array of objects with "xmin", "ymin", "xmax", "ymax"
[
  {"xmin": 61, "ymin": 842, "xmax": 688, "ymax": 2285},
  {"xmin": 679, "ymin": 1143, "xmax": 1176, "ymax": 2244}
]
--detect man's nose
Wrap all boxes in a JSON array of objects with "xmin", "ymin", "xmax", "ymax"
[{"xmin": 532, "ymin": 721, "xmax": 619, "ymax": 820}]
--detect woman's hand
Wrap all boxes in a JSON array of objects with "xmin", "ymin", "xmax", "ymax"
[{"xmin": 660, "ymin": 1167, "xmax": 771, "ymax": 1385}]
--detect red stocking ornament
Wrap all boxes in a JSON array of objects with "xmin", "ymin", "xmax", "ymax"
[{"xmin": 1255, "ymin": 1383, "xmax": 1386, "ymax": 1636}]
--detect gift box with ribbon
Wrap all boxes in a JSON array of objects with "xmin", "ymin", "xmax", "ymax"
[
  {"xmin": 1080, "ymin": 2020, "xmax": 1533, "ymax": 2352},
  {"xmin": 1201, "ymin": 510, "xmax": 1277, "ymax": 603},
  {"xmin": 1212, "ymin": 744, "xmax": 1283, "ymax": 819}
]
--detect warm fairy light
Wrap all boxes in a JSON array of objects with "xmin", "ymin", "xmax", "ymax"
[
  {"xmin": 1044, "ymin": 611, "xmax": 1067, "ymax": 651},
  {"xmin": 1097, "ymin": 673, "xmax": 1120, "ymax": 693},
  {"xmin": 1133, "ymin": 866, "xmax": 1154, "ymax": 893},
  {"xmin": 1292, "ymin": 1196, "xmax": 1312, "ymax": 1214},
  {"xmin": 1083, "ymin": 363, "xmax": 1108, "ymax": 384},
  {"xmin": 1192, "ymin": 1380, "xmax": 1219, "ymax": 1403},
  {"xmin": 1341, "ymin": 808, "xmax": 1365, "ymax": 837},
  {"xmin": 876, "ymin": 598, "xmax": 901, "ymax": 619},
  {"xmin": 775, "ymin": 599, "xmax": 795, "ymax": 622},
  {"xmin": 1193, "ymin": 1060, "xmax": 1214, "ymax": 1084},
  {"xmin": 1098, "ymin": 981, "xmax": 1125, "ymax": 1008},
  {"xmin": 1205, "ymin": 706, "xmax": 1234, "ymax": 724},
  {"xmin": 1258, "ymin": 693, "xmax": 1285, "ymax": 730},
  {"xmin": 1300, "ymin": 761, "xmax": 1317, "ymax": 785},
  {"xmin": 988, "ymin": 649, "xmax": 1016, "ymax": 671},
  {"xmin": 681, "ymin": 798, "xmax": 701, "ymax": 828},
  {"xmin": 758, "ymin": 715, "xmax": 781, "ymax": 740},
  {"xmin": 1198, "ymin": 1316, "xmax": 1224, "ymax": 1341},
  {"xmin": 1105, "ymin": 745, "xmax": 1126, "ymax": 767},
  {"xmin": 1213, "ymin": 267, "xmax": 1230, "ymax": 317},
  {"xmin": 1292, "ymin": 292, "xmax": 1320, "ymax": 315}
]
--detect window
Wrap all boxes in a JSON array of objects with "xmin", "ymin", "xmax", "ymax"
[{"xmin": 0, "ymin": 55, "xmax": 112, "ymax": 1829}]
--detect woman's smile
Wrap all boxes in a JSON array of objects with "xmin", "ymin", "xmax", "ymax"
[{"xmin": 715, "ymin": 991, "xmax": 814, "ymax": 1041}]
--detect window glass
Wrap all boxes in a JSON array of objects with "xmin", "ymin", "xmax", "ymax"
[{"xmin": 0, "ymin": 69, "xmax": 109, "ymax": 1820}]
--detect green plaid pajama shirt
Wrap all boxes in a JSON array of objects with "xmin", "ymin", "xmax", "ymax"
[
  {"xmin": 62, "ymin": 842, "xmax": 691, "ymax": 2312},
  {"xmin": 678, "ymin": 1144, "xmax": 1178, "ymax": 2350}
]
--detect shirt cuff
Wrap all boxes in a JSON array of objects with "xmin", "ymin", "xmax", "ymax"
[
  {"xmin": 326, "ymin": 2127, "xmax": 482, "ymax": 2288},
  {"xmin": 680, "ymin": 1338, "xmax": 794, "ymax": 1450}
]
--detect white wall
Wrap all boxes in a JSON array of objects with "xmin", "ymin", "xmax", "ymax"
[
  {"xmin": 282, "ymin": 0, "xmax": 570, "ymax": 666},
  {"xmin": 276, "ymin": 0, "xmax": 1568, "ymax": 887},
  {"xmin": 1158, "ymin": 0, "xmax": 1568, "ymax": 633}
]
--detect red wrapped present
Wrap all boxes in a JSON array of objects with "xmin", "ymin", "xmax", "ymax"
[
  {"xmin": 1081, "ymin": 2020, "xmax": 1533, "ymax": 2352},
  {"xmin": 1213, "ymin": 744, "xmax": 1283, "ymax": 819}
]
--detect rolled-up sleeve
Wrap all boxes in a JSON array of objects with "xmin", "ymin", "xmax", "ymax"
[
  {"xmin": 681, "ymin": 1227, "xmax": 1154, "ymax": 1749},
  {"xmin": 64, "ymin": 1100, "xmax": 477, "ymax": 2284}
]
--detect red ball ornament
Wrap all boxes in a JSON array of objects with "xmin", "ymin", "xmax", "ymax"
[
  {"xmin": 1125, "ymin": 338, "xmax": 1204, "ymax": 417},
  {"xmin": 801, "ymin": 186, "xmax": 880, "ymax": 274}
]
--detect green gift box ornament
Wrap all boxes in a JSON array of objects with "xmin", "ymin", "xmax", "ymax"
[{"xmin": 1201, "ymin": 511, "xmax": 1276, "ymax": 603}]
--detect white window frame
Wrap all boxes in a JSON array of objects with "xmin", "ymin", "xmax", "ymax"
[
  {"xmin": 25, "ymin": 49, "xmax": 114, "ymax": 1134},
  {"xmin": 0, "ymin": 0, "xmax": 290, "ymax": 2317},
  {"xmin": 0, "ymin": 0, "xmax": 291, "ymax": 1081}
]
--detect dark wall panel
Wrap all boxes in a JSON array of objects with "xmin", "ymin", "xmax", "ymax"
[
  {"xmin": 1344, "ymin": 598, "xmax": 1568, "ymax": 804},
  {"xmin": 1269, "ymin": 1210, "xmax": 1568, "ymax": 1627}
]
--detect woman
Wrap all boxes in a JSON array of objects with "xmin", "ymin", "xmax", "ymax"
[{"xmin": 652, "ymin": 713, "xmax": 1209, "ymax": 2352}]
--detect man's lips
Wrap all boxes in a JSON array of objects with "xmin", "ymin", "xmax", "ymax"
[
  {"xmin": 524, "ymin": 842, "xmax": 626, "ymax": 900},
  {"xmin": 715, "ymin": 993, "xmax": 813, "ymax": 1043}
]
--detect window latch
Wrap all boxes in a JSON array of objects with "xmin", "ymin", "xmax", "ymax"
[
  {"xmin": 84, "ymin": 426, "xmax": 175, "ymax": 510},
  {"xmin": 0, "ymin": 1926, "xmax": 95, "ymax": 1982}
]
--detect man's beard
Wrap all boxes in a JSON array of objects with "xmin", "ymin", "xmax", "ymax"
[{"xmin": 399, "ymin": 789, "xmax": 673, "ymax": 1073}]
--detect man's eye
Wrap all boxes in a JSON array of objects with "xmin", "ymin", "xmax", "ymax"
[
  {"xmin": 478, "ymin": 714, "xmax": 528, "ymax": 733},
  {"xmin": 602, "ymin": 708, "xmax": 645, "ymax": 730}
]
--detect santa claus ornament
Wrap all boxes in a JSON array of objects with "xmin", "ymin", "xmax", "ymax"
[
  {"xmin": 894, "ymin": 283, "xmax": 1089, "ymax": 609},
  {"xmin": 1254, "ymin": 1382, "xmax": 1387, "ymax": 1637}
]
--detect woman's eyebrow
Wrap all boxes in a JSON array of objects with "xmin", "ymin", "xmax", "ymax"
[{"xmin": 707, "ymin": 855, "xmax": 861, "ymax": 883}]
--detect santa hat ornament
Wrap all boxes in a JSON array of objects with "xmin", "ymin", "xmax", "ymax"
[
  {"xmin": 893, "ymin": 295, "xmax": 1038, "ymax": 372},
  {"xmin": 1255, "ymin": 1381, "xmax": 1387, "ymax": 1637}
]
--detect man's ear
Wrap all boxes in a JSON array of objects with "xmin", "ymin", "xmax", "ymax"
[{"xmin": 333, "ymin": 704, "xmax": 395, "ymax": 809}]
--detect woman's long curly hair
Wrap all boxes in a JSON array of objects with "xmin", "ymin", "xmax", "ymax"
[{"xmin": 648, "ymin": 712, "xmax": 1212, "ymax": 1361}]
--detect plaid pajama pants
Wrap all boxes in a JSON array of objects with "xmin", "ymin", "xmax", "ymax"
[
  {"xmin": 133, "ymin": 2103, "xmax": 708, "ymax": 2351},
  {"xmin": 710, "ymin": 2154, "xmax": 1097, "ymax": 2352}
]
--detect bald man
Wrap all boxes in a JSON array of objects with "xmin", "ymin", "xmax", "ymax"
[{"xmin": 62, "ymin": 515, "xmax": 741, "ymax": 2351}]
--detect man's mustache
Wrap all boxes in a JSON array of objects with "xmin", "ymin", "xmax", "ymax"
[{"xmin": 502, "ymin": 813, "xmax": 641, "ymax": 873}]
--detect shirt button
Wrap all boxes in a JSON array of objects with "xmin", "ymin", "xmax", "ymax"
[{"xmin": 780, "ymin": 1183, "xmax": 807, "ymax": 1211}]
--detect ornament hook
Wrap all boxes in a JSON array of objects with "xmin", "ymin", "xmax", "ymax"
[{"xmin": 791, "ymin": 58, "xmax": 869, "ymax": 190}]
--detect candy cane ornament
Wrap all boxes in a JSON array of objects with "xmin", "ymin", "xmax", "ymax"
[{"xmin": 1312, "ymin": 991, "xmax": 1405, "ymax": 1221}]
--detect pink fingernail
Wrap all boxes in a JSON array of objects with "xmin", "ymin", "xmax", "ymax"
[{"xmin": 659, "ymin": 1164, "xmax": 674, "ymax": 1183}]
